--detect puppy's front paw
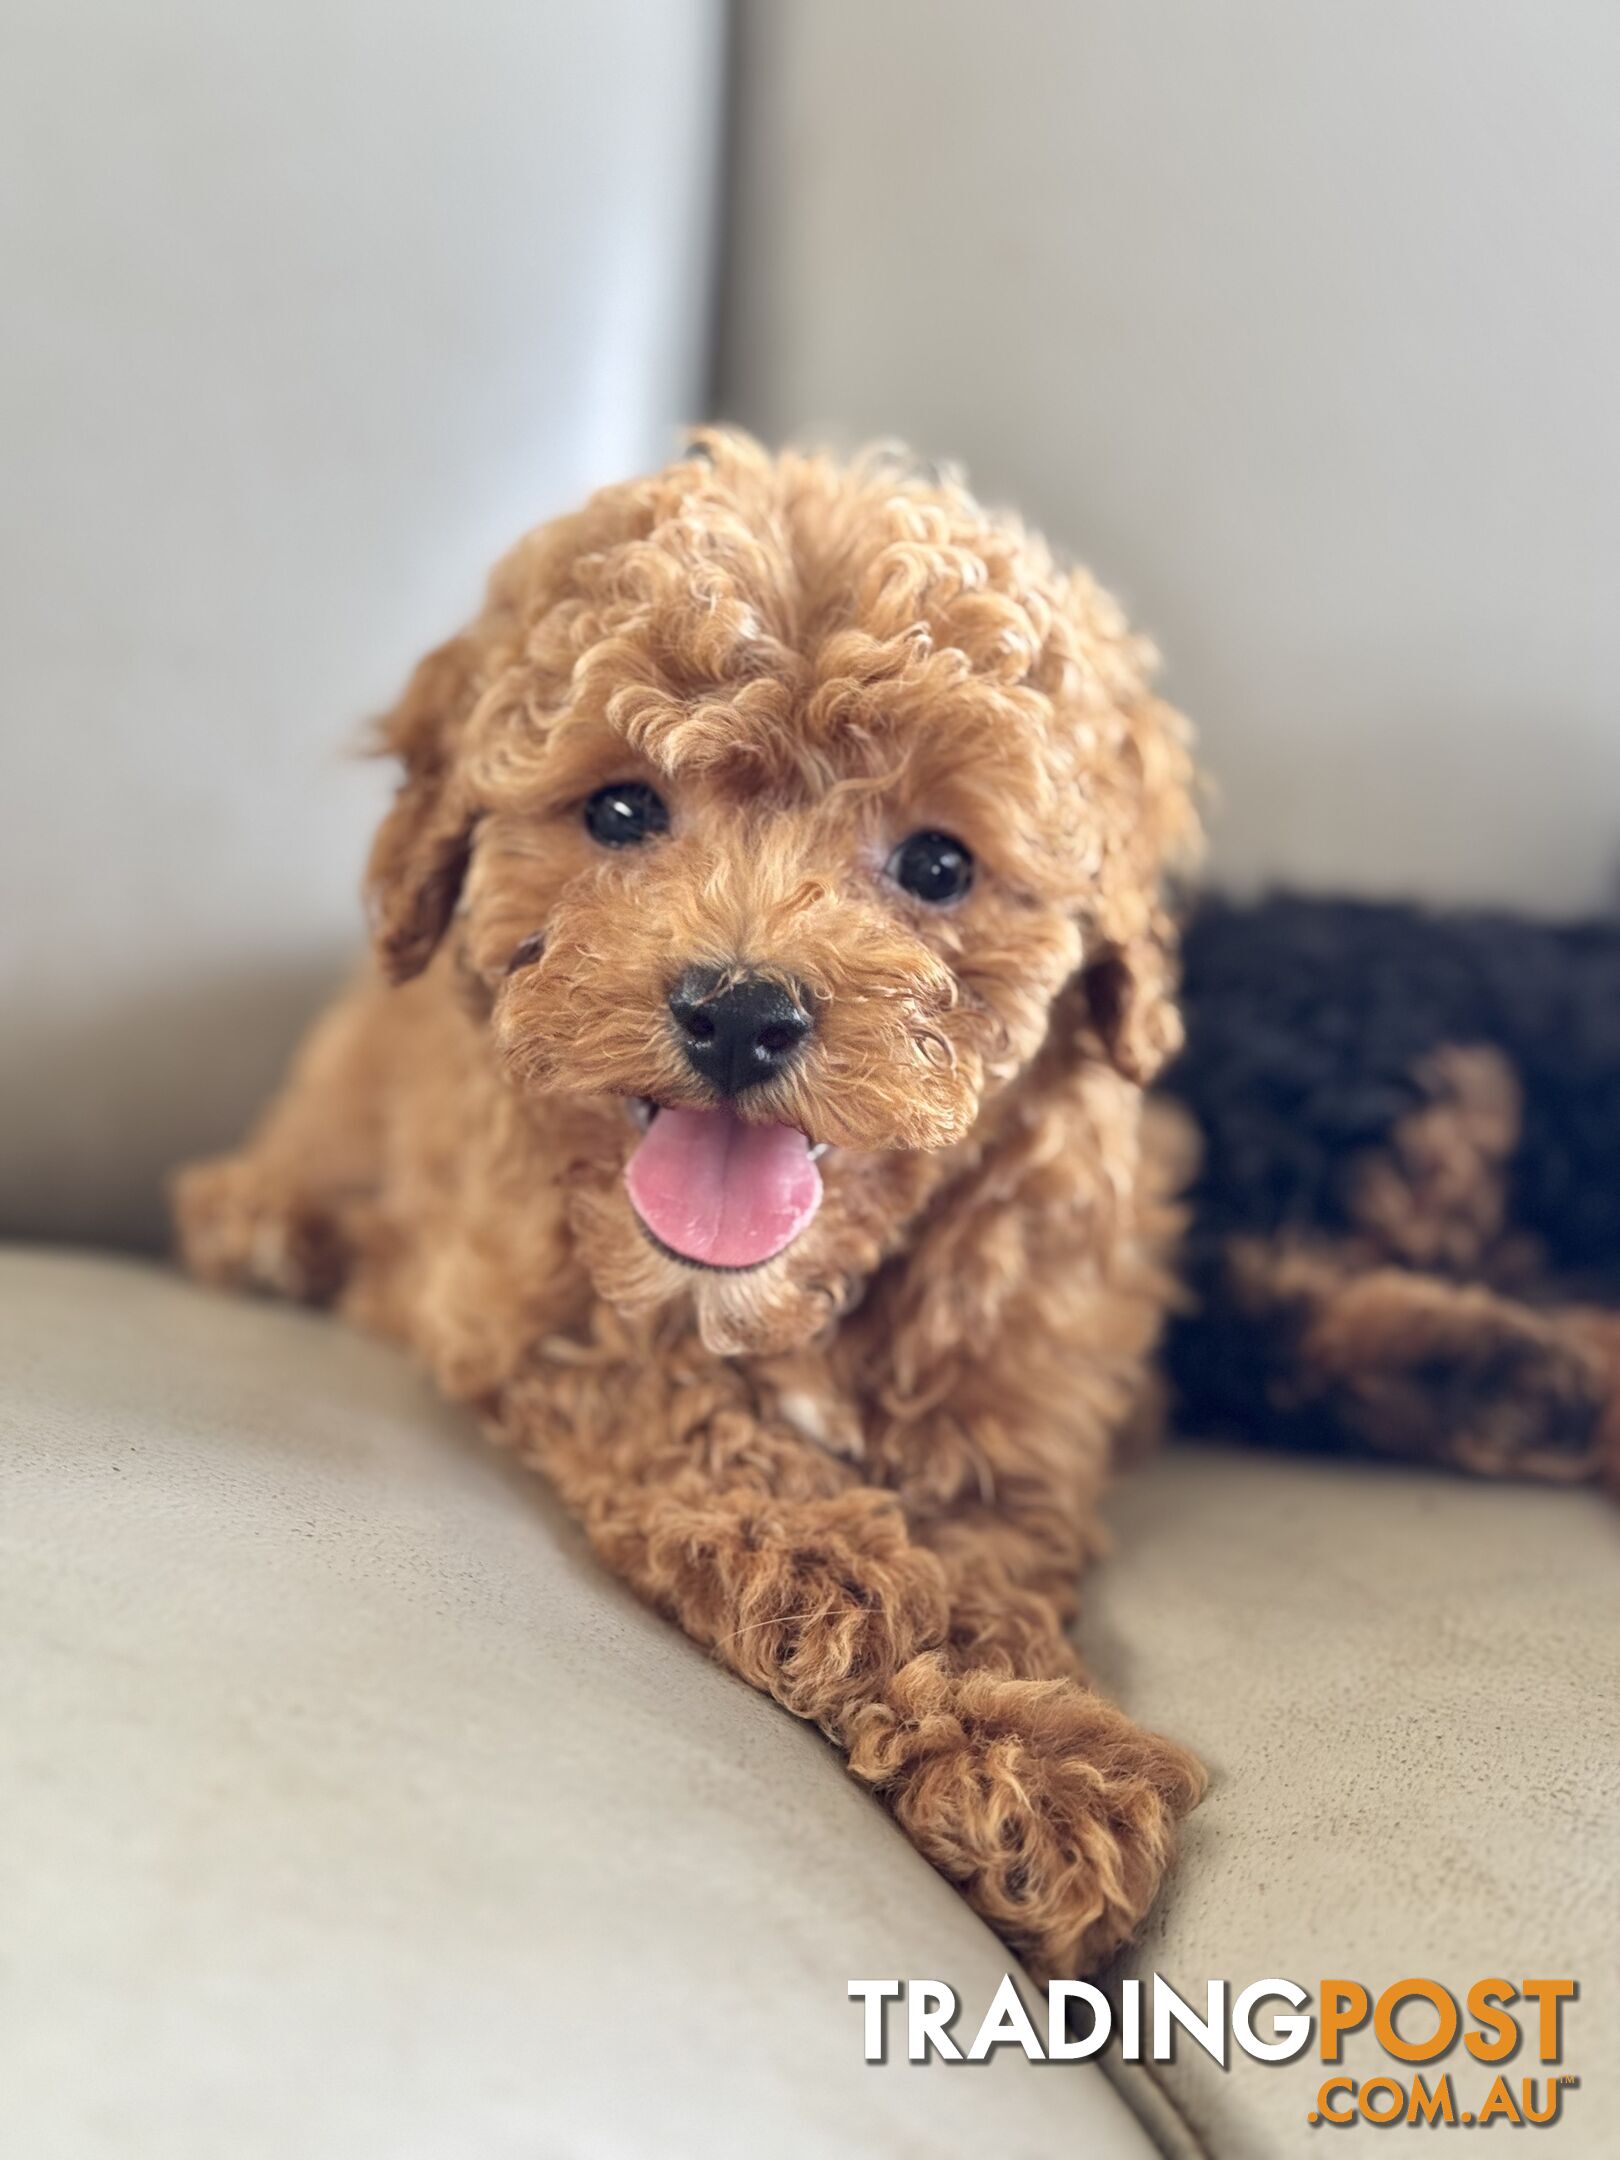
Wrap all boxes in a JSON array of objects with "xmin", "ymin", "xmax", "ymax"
[
  {"xmin": 845, "ymin": 1656, "xmax": 1205, "ymax": 1978},
  {"xmin": 172, "ymin": 1155, "xmax": 347, "ymax": 1305}
]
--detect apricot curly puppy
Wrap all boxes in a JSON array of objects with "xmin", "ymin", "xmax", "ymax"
[{"xmin": 175, "ymin": 432, "xmax": 1206, "ymax": 1978}]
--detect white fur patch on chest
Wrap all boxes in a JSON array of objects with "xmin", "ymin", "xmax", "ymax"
[{"xmin": 775, "ymin": 1385, "xmax": 864, "ymax": 1462}]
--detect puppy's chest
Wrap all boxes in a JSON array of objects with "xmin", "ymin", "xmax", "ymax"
[{"xmin": 752, "ymin": 1332, "xmax": 927, "ymax": 1483}]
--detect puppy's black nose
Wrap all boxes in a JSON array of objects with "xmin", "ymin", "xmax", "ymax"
[{"xmin": 668, "ymin": 968, "xmax": 813, "ymax": 1097}]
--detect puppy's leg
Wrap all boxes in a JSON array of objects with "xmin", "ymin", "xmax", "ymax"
[
  {"xmin": 510, "ymin": 1364, "xmax": 1201, "ymax": 1977},
  {"xmin": 923, "ymin": 1515, "xmax": 1089, "ymax": 1680},
  {"xmin": 516, "ymin": 1372, "xmax": 952, "ymax": 1731},
  {"xmin": 173, "ymin": 975, "xmax": 395, "ymax": 1306},
  {"xmin": 864, "ymin": 1491, "xmax": 1204, "ymax": 1980},
  {"xmin": 807, "ymin": 1107, "xmax": 1205, "ymax": 1975}
]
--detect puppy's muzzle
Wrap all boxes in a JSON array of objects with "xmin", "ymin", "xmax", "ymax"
[{"xmin": 668, "ymin": 968, "xmax": 813, "ymax": 1099}]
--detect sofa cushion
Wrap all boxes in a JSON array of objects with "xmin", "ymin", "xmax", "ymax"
[
  {"xmin": 0, "ymin": 0, "xmax": 725, "ymax": 1251},
  {"xmin": 1087, "ymin": 1442, "xmax": 1619, "ymax": 2154},
  {"xmin": 0, "ymin": 1249, "xmax": 1155, "ymax": 2159},
  {"xmin": 721, "ymin": 2, "xmax": 1620, "ymax": 920}
]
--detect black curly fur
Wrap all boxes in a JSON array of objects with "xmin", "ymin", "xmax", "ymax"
[{"xmin": 1161, "ymin": 893, "xmax": 1620, "ymax": 1456}]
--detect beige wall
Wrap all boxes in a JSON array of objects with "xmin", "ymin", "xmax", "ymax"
[{"xmin": 722, "ymin": 0, "xmax": 1620, "ymax": 914}]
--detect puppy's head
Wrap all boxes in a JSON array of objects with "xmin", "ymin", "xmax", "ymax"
[{"xmin": 366, "ymin": 433, "xmax": 1196, "ymax": 1355}]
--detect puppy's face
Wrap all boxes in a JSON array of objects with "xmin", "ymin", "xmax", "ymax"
[{"xmin": 367, "ymin": 437, "xmax": 1194, "ymax": 1355}]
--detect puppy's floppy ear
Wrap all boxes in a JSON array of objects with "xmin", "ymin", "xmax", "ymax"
[
  {"xmin": 1072, "ymin": 681, "xmax": 1199, "ymax": 1087},
  {"xmin": 364, "ymin": 631, "xmax": 486, "ymax": 983},
  {"xmin": 1080, "ymin": 911, "xmax": 1185, "ymax": 1086}
]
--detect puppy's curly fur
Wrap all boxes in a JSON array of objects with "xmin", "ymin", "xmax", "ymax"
[
  {"xmin": 174, "ymin": 431, "xmax": 1205, "ymax": 1978},
  {"xmin": 1164, "ymin": 893, "xmax": 1620, "ymax": 1490}
]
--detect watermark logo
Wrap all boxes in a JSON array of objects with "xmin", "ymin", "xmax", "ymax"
[{"xmin": 849, "ymin": 1974, "xmax": 1579, "ymax": 2129}]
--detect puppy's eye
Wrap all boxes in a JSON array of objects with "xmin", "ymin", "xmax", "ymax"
[
  {"xmin": 887, "ymin": 830, "xmax": 974, "ymax": 905},
  {"xmin": 583, "ymin": 781, "xmax": 669, "ymax": 848}
]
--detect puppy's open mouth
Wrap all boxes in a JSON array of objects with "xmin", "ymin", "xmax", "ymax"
[{"xmin": 623, "ymin": 1101, "xmax": 824, "ymax": 1270}]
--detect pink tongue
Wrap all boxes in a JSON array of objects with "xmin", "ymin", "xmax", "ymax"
[{"xmin": 625, "ymin": 1105, "xmax": 822, "ymax": 1268}]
